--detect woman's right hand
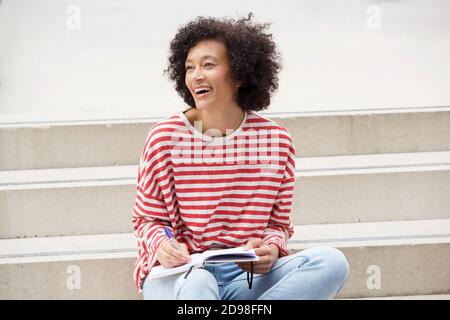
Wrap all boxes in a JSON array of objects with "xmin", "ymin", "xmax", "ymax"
[{"xmin": 156, "ymin": 239, "xmax": 191, "ymax": 268}]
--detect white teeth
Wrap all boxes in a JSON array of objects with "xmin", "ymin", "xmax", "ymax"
[{"xmin": 194, "ymin": 87, "xmax": 212, "ymax": 94}]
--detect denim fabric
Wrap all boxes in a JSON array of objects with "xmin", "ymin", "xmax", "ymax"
[{"xmin": 143, "ymin": 246, "xmax": 350, "ymax": 300}]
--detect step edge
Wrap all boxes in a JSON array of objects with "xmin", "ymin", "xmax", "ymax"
[
  {"xmin": 2, "ymin": 151, "xmax": 450, "ymax": 189},
  {"xmin": 2, "ymin": 105, "xmax": 450, "ymax": 128},
  {"xmin": 2, "ymin": 219, "xmax": 450, "ymax": 263}
]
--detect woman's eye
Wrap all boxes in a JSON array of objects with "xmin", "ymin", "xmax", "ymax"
[{"xmin": 185, "ymin": 63, "xmax": 214, "ymax": 71}]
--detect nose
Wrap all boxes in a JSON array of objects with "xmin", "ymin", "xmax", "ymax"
[{"xmin": 191, "ymin": 66, "xmax": 205, "ymax": 81}]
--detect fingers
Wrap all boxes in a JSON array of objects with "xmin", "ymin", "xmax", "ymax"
[
  {"xmin": 158, "ymin": 240, "xmax": 190, "ymax": 268},
  {"xmin": 180, "ymin": 243, "xmax": 190, "ymax": 257},
  {"xmin": 238, "ymin": 242, "xmax": 276, "ymax": 274},
  {"xmin": 163, "ymin": 240, "xmax": 190, "ymax": 259},
  {"xmin": 254, "ymin": 246, "xmax": 272, "ymax": 257},
  {"xmin": 244, "ymin": 238, "xmax": 265, "ymax": 250},
  {"xmin": 159, "ymin": 252, "xmax": 186, "ymax": 267},
  {"xmin": 244, "ymin": 239, "xmax": 272, "ymax": 258},
  {"xmin": 236, "ymin": 262, "xmax": 251, "ymax": 273}
]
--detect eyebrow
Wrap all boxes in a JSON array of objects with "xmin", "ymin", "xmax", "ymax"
[{"xmin": 185, "ymin": 55, "xmax": 218, "ymax": 64}]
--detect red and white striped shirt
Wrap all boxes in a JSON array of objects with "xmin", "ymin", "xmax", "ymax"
[{"xmin": 132, "ymin": 108, "xmax": 296, "ymax": 291}]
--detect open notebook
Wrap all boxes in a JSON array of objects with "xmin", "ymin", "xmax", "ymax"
[{"xmin": 148, "ymin": 246, "xmax": 260, "ymax": 280}]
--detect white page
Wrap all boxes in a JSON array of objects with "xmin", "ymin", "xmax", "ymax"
[{"xmin": 148, "ymin": 247, "xmax": 259, "ymax": 279}]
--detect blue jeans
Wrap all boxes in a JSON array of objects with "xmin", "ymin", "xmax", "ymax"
[{"xmin": 143, "ymin": 246, "xmax": 350, "ymax": 300}]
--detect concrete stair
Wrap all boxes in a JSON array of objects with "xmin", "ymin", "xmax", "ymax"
[
  {"xmin": 1, "ymin": 107, "xmax": 450, "ymax": 170},
  {"xmin": 1, "ymin": 107, "xmax": 450, "ymax": 299},
  {"xmin": 1, "ymin": 219, "xmax": 449, "ymax": 299},
  {"xmin": 1, "ymin": 151, "xmax": 449, "ymax": 238}
]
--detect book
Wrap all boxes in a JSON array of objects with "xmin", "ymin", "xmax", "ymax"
[{"xmin": 148, "ymin": 246, "xmax": 260, "ymax": 280}]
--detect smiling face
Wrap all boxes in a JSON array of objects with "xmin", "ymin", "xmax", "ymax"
[{"xmin": 184, "ymin": 39, "xmax": 240, "ymax": 111}]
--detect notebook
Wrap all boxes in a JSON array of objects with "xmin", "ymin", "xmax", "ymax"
[{"xmin": 148, "ymin": 246, "xmax": 260, "ymax": 280}]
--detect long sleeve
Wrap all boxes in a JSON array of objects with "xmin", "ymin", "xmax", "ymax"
[
  {"xmin": 263, "ymin": 135, "xmax": 296, "ymax": 257},
  {"xmin": 132, "ymin": 130, "xmax": 172, "ymax": 290}
]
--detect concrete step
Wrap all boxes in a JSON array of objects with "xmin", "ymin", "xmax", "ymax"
[
  {"xmin": 295, "ymin": 150, "xmax": 450, "ymax": 225},
  {"xmin": 1, "ymin": 151, "xmax": 450, "ymax": 238},
  {"xmin": 1, "ymin": 106, "xmax": 450, "ymax": 170},
  {"xmin": 1, "ymin": 219, "xmax": 449, "ymax": 299}
]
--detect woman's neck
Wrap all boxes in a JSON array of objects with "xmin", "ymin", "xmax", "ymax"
[{"xmin": 187, "ymin": 105, "xmax": 245, "ymax": 137}]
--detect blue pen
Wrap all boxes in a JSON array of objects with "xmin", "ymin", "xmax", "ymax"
[{"xmin": 164, "ymin": 227, "xmax": 182, "ymax": 251}]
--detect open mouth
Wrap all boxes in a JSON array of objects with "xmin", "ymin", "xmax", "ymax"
[{"xmin": 194, "ymin": 87, "xmax": 212, "ymax": 98}]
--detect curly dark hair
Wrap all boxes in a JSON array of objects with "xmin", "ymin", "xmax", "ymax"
[{"xmin": 164, "ymin": 13, "xmax": 282, "ymax": 112}]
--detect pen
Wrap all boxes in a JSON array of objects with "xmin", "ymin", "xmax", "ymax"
[{"xmin": 164, "ymin": 227, "xmax": 182, "ymax": 251}]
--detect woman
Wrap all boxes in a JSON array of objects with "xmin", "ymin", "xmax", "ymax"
[{"xmin": 132, "ymin": 14, "xmax": 350, "ymax": 300}]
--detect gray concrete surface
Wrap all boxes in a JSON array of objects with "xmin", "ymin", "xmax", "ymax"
[
  {"xmin": 1, "ymin": 220, "xmax": 450, "ymax": 299},
  {"xmin": 1, "ymin": 107, "xmax": 450, "ymax": 170},
  {"xmin": 1, "ymin": 151, "xmax": 450, "ymax": 238},
  {"xmin": 0, "ymin": 0, "xmax": 449, "ymax": 121}
]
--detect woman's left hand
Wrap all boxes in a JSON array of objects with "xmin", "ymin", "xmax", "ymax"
[{"xmin": 236, "ymin": 238, "xmax": 279, "ymax": 274}]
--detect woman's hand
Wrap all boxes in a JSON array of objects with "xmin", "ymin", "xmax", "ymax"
[
  {"xmin": 236, "ymin": 238, "xmax": 279, "ymax": 274},
  {"xmin": 156, "ymin": 239, "xmax": 191, "ymax": 268}
]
